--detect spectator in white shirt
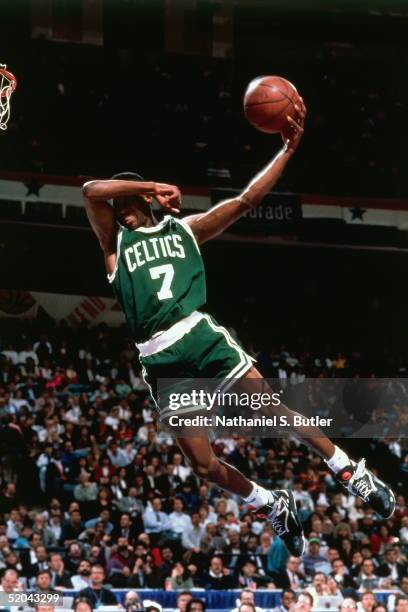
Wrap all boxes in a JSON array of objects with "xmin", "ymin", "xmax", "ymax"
[
  {"xmin": 7, "ymin": 390, "xmax": 29, "ymax": 414},
  {"xmin": 71, "ymin": 559, "xmax": 92, "ymax": 590},
  {"xmin": 292, "ymin": 481, "xmax": 315, "ymax": 517},
  {"xmin": 182, "ymin": 512, "xmax": 205, "ymax": 551},
  {"xmin": 169, "ymin": 498, "xmax": 192, "ymax": 537},
  {"xmin": 107, "ymin": 441, "xmax": 131, "ymax": 468},
  {"xmin": 18, "ymin": 344, "xmax": 39, "ymax": 365},
  {"xmin": 6, "ymin": 510, "xmax": 22, "ymax": 541},
  {"xmin": 117, "ymin": 399, "xmax": 132, "ymax": 421},
  {"xmin": 214, "ymin": 491, "xmax": 239, "ymax": 517},
  {"xmin": 400, "ymin": 516, "xmax": 408, "ymax": 545},
  {"xmin": 48, "ymin": 516, "xmax": 62, "ymax": 544},
  {"xmin": 105, "ymin": 407, "xmax": 120, "ymax": 430},
  {"xmin": 64, "ymin": 398, "xmax": 82, "ymax": 424},
  {"xmin": 143, "ymin": 497, "xmax": 170, "ymax": 535},
  {"xmin": 172, "ymin": 453, "xmax": 192, "ymax": 481},
  {"xmin": 1, "ymin": 344, "xmax": 19, "ymax": 365}
]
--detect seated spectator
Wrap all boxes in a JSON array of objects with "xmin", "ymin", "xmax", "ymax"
[
  {"xmin": 107, "ymin": 440, "xmax": 130, "ymax": 467},
  {"xmin": 64, "ymin": 542, "xmax": 84, "ymax": 575},
  {"xmin": 340, "ymin": 599, "xmax": 358, "ymax": 612},
  {"xmin": 388, "ymin": 576, "xmax": 408, "ymax": 611},
  {"xmin": 175, "ymin": 590, "xmax": 193, "ymax": 612},
  {"xmin": 199, "ymin": 523, "xmax": 227, "ymax": 555},
  {"xmin": 202, "ymin": 556, "xmax": 238, "ymax": 589},
  {"xmin": 78, "ymin": 564, "xmax": 117, "ymax": 607},
  {"xmin": 330, "ymin": 557, "xmax": 357, "ymax": 591},
  {"xmin": 107, "ymin": 537, "xmax": 135, "ymax": 586},
  {"xmin": 48, "ymin": 552, "xmax": 72, "ymax": 589},
  {"xmin": 29, "ymin": 545, "xmax": 49, "ymax": 578},
  {"xmin": 172, "ymin": 453, "xmax": 192, "ymax": 481},
  {"xmin": 238, "ymin": 559, "xmax": 273, "ymax": 588},
  {"xmin": 70, "ymin": 559, "xmax": 92, "ymax": 590},
  {"xmin": 182, "ymin": 511, "xmax": 204, "ymax": 554},
  {"xmin": 73, "ymin": 597, "xmax": 93, "ymax": 612},
  {"xmin": 110, "ymin": 472, "xmax": 128, "ymax": 500},
  {"xmin": 33, "ymin": 569, "xmax": 59, "ymax": 594},
  {"xmin": 394, "ymin": 596, "xmax": 408, "ymax": 612},
  {"xmin": 302, "ymin": 538, "xmax": 329, "ymax": 576},
  {"xmin": 84, "ymin": 509, "xmax": 113, "ymax": 535},
  {"xmin": 142, "ymin": 497, "xmax": 170, "ymax": 537},
  {"xmin": 295, "ymin": 592, "xmax": 313, "ymax": 612},
  {"xmin": 272, "ymin": 589, "xmax": 296, "ymax": 612},
  {"xmin": 356, "ymin": 559, "xmax": 379, "ymax": 591},
  {"xmin": 112, "ymin": 512, "xmax": 141, "ymax": 545},
  {"xmin": 114, "ymin": 486, "xmax": 144, "ymax": 517},
  {"xmin": 378, "ymin": 546, "xmax": 407, "ymax": 584},
  {"xmin": 0, "ymin": 568, "xmax": 21, "ymax": 594},
  {"xmin": 169, "ymin": 498, "xmax": 192, "ymax": 537},
  {"xmin": 273, "ymin": 556, "xmax": 305, "ymax": 589},
  {"xmin": 123, "ymin": 590, "xmax": 143, "ymax": 611},
  {"xmin": 73, "ymin": 473, "xmax": 99, "ymax": 503},
  {"xmin": 357, "ymin": 592, "xmax": 377, "ymax": 612},
  {"xmin": 19, "ymin": 344, "xmax": 38, "ymax": 366},
  {"xmin": 127, "ymin": 554, "xmax": 157, "ymax": 588},
  {"xmin": 32, "ymin": 513, "xmax": 57, "ymax": 548},
  {"xmin": 306, "ymin": 574, "xmax": 340, "ymax": 609},
  {"xmin": 186, "ymin": 599, "xmax": 206, "ymax": 612},
  {"xmin": 167, "ymin": 561, "xmax": 195, "ymax": 590},
  {"xmin": 61, "ymin": 510, "xmax": 84, "ymax": 544}
]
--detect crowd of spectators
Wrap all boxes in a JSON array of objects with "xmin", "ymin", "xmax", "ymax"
[{"xmin": 0, "ymin": 319, "xmax": 406, "ymax": 611}]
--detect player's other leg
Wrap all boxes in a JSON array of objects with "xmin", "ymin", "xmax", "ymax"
[
  {"xmin": 176, "ymin": 434, "xmax": 305, "ymax": 556},
  {"xmin": 244, "ymin": 367, "xmax": 396, "ymax": 519}
]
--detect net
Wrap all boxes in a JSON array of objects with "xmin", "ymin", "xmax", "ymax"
[{"xmin": 0, "ymin": 64, "xmax": 17, "ymax": 131}]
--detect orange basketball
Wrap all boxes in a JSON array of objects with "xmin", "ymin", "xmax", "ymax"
[{"xmin": 243, "ymin": 75, "xmax": 300, "ymax": 134}]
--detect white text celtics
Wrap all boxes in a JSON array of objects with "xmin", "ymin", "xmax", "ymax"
[{"xmin": 125, "ymin": 235, "xmax": 185, "ymax": 272}]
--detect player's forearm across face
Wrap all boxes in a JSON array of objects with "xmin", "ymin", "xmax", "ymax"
[
  {"xmin": 239, "ymin": 145, "xmax": 293, "ymax": 209},
  {"xmin": 82, "ymin": 180, "xmax": 156, "ymax": 200}
]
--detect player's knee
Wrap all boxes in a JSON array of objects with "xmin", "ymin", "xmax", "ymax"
[{"xmin": 191, "ymin": 456, "xmax": 221, "ymax": 480}]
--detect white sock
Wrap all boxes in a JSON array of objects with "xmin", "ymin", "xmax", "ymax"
[
  {"xmin": 325, "ymin": 445, "xmax": 350, "ymax": 474},
  {"xmin": 243, "ymin": 482, "xmax": 272, "ymax": 508}
]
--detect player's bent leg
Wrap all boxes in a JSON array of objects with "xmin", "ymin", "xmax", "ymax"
[
  {"xmin": 175, "ymin": 434, "xmax": 305, "ymax": 556},
  {"xmin": 242, "ymin": 366, "xmax": 396, "ymax": 519},
  {"xmin": 244, "ymin": 366, "xmax": 336, "ymax": 458},
  {"xmin": 176, "ymin": 435, "xmax": 252, "ymax": 496}
]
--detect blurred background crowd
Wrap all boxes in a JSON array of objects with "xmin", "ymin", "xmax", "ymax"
[{"xmin": 0, "ymin": 320, "xmax": 405, "ymax": 611}]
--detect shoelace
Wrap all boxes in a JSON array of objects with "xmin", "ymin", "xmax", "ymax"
[
  {"xmin": 267, "ymin": 495, "xmax": 289, "ymax": 536},
  {"xmin": 349, "ymin": 459, "xmax": 375, "ymax": 500}
]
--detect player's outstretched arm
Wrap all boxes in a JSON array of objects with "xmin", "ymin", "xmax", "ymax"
[{"xmin": 184, "ymin": 100, "xmax": 306, "ymax": 244}]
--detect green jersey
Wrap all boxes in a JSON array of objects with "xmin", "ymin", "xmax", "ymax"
[{"xmin": 109, "ymin": 216, "xmax": 206, "ymax": 342}]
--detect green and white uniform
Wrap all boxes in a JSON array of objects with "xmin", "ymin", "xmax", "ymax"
[{"xmin": 109, "ymin": 216, "xmax": 254, "ymax": 416}]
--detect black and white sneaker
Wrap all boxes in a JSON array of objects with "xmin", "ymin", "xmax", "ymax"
[
  {"xmin": 337, "ymin": 458, "xmax": 396, "ymax": 519},
  {"xmin": 253, "ymin": 490, "xmax": 305, "ymax": 556}
]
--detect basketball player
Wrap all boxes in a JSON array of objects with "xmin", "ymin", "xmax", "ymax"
[{"xmin": 83, "ymin": 101, "xmax": 395, "ymax": 555}]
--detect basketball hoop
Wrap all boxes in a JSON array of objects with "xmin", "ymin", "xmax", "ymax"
[{"xmin": 0, "ymin": 64, "xmax": 17, "ymax": 131}]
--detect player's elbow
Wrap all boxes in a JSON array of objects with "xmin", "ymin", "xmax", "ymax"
[
  {"xmin": 82, "ymin": 181, "xmax": 96, "ymax": 199},
  {"xmin": 239, "ymin": 190, "xmax": 262, "ymax": 209}
]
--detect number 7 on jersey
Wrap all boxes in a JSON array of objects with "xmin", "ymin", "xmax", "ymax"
[{"xmin": 149, "ymin": 264, "xmax": 175, "ymax": 300}]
